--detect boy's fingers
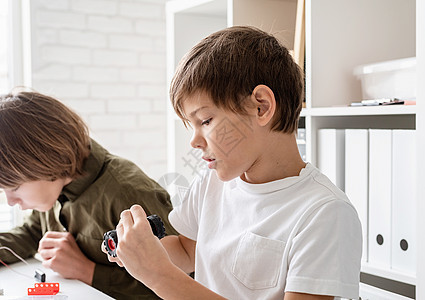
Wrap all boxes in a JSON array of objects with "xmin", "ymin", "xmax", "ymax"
[
  {"xmin": 38, "ymin": 237, "xmax": 61, "ymax": 250},
  {"xmin": 38, "ymin": 248, "xmax": 56, "ymax": 261},
  {"xmin": 130, "ymin": 205, "xmax": 147, "ymax": 223},
  {"xmin": 42, "ymin": 231, "xmax": 68, "ymax": 238},
  {"xmin": 119, "ymin": 209, "xmax": 134, "ymax": 232},
  {"xmin": 116, "ymin": 220, "xmax": 125, "ymax": 238}
]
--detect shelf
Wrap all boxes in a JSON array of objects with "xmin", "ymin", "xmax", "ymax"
[
  {"xmin": 361, "ymin": 262, "xmax": 416, "ymax": 286},
  {"xmin": 167, "ymin": 0, "xmax": 226, "ymax": 16},
  {"xmin": 301, "ymin": 105, "xmax": 416, "ymax": 117},
  {"xmin": 359, "ymin": 283, "xmax": 414, "ymax": 300}
]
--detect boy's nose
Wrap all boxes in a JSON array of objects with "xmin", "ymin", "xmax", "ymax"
[
  {"xmin": 190, "ymin": 131, "xmax": 206, "ymax": 149},
  {"xmin": 5, "ymin": 193, "xmax": 20, "ymax": 207}
]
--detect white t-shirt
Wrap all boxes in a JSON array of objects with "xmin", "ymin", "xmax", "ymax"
[{"xmin": 169, "ymin": 163, "xmax": 362, "ymax": 299}]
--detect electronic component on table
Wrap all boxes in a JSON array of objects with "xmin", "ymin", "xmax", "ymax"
[{"xmin": 35, "ymin": 268, "xmax": 46, "ymax": 282}]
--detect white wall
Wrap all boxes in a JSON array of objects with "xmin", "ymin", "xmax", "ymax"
[
  {"xmin": 0, "ymin": 0, "xmax": 9, "ymax": 93},
  {"xmin": 29, "ymin": 0, "xmax": 168, "ymax": 181}
]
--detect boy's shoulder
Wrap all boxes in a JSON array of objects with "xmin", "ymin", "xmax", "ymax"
[
  {"xmin": 306, "ymin": 164, "xmax": 349, "ymax": 202},
  {"xmin": 294, "ymin": 164, "xmax": 359, "ymax": 224},
  {"xmin": 87, "ymin": 139, "xmax": 164, "ymax": 193}
]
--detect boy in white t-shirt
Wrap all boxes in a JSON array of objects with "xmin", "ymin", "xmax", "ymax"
[{"xmin": 105, "ymin": 26, "xmax": 362, "ymax": 299}]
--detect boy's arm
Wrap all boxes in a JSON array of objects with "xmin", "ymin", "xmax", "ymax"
[
  {"xmin": 0, "ymin": 211, "xmax": 42, "ymax": 263},
  {"xmin": 92, "ymin": 263, "xmax": 160, "ymax": 298},
  {"xmin": 160, "ymin": 234, "xmax": 196, "ymax": 274},
  {"xmin": 111, "ymin": 205, "xmax": 226, "ymax": 299},
  {"xmin": 149, "ymin": 262, "xmax": 225, "ymax": 300}
]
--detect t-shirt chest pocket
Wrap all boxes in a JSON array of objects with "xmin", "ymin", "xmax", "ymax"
[{"xmin": 232, "ymin": 231, "xmax": 286, "ymax": 290}]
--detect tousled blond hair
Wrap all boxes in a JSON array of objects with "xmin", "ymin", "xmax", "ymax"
[{"xmin": 0, "ymin": 89, "xmax": 90, "ymax": 188}]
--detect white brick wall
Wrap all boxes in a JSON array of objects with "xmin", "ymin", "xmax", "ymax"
[
  {"xmin": 0, "ymin": 1, "xmax": 9, "ymax": 94},
  {"xmin": 87, "ymin": 16, "xmax": 133, "ymax": 33},
  {"xmin": 30, "ymin": 0, "xmax": 168, "ymax": 181}
]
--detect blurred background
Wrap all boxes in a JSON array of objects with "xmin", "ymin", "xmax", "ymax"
[
  {"xmin": 0, "ymin": 0, "xmax": 169, "ymax": 179},
  {"xmin": 0, "ymin": 0, "xmax": 171, "ymax": 229}
]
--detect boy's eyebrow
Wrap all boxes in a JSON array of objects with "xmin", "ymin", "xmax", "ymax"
[{"xmin": 189, "ymin": 106, "xmax": 209, "ymax": 118}]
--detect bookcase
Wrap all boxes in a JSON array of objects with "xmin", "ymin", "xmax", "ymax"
[
  {"xmin": 166, "ymin": 0, "xmax": 425, "ymax": 297},
  {"xmin": 305, "ymin": 0, "xmax": 421, "ymax": 298}
]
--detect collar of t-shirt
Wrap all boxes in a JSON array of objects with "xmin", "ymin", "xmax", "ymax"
[{"xmin": 235, "ymin": 163, "xmax": 314, "ymax": 194}]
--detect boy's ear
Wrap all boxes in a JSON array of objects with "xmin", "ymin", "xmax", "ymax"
[{"xmin": 251, "ymin": 85, "xmax": 276, "ymax": 127}]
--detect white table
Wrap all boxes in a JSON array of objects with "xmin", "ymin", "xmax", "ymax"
[{"xmin": 0, "ymin": 257, "xmax": 113, "ymax": 299}]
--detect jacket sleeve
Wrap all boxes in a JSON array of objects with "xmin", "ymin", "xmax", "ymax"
[
  {"xmin": 92, "ymin": 263, "xmax": 159, "ymax": 299},
  {"xmin": 110, "ymin": 180, "xmax": 178, "ymax": 237},
  {"xmin": 0, "ymin": 210, "xmax": 43, "ymax": 263}
]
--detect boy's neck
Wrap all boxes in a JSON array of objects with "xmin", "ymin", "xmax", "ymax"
[{"xmin": 241, "ymin": 132, "xmax": 306, "ymax": 184}]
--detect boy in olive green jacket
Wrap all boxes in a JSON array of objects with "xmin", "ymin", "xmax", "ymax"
[{"xmin": 0, "ymin": 89, "xmax": 176, "ymax": 299}]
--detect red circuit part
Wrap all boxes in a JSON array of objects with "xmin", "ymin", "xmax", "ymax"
[{"xmin": 28, "ymin": 282, "xmax": 60, "ymax": 295}]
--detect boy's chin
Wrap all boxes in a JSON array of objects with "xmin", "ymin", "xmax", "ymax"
[
  {"xmin": 32, "ymin": 206, "xmax": 52, "ymax": 212},
  {"xmin": 18, "ymin": 205, "xmax": 31, "ymax": 211}
]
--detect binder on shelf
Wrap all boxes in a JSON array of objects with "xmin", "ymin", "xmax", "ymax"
[
  {"xmin": 368, "ymin": 129, "xmax": 392, "ymax": 269},
  {"xmin": 391, "ymin": 130, "xmax": 416, "ymax": 275},
  {"xmin": 345, "ymin": 129, "xmax": 368, "ymax": 262},
  {"xmin": 317, "ymin": 129, "xmax": 345, "ymax": 191}
]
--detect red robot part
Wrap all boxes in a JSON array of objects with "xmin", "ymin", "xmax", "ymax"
[{"xmin": 27, "ymin": 282, "xmax": 60, "ymax": 295}]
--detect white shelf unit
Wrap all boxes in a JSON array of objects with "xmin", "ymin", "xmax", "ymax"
[
  {"xmin": 305, "ymin": 0, "xmax": 422, "ymax": 298},
  {"xmin": 302, "ymin": 105, "xmax": 417, "ymax": 117},
  {"xmin": 416, "ymin": 0, "xmax": 425, "ymax": 297},
  {"xmin": 360, "ymin": 282, "xmax": 414, "ymax": 300},
  {"xmin": 166, "ymin": 0, "xmax": 425, "ymax": 297},
  {"xmin": 166, "ymin": 0, "xmax": 298, "ymax": 186},
  {"xmin": 361, "ymin": 263, "xmax": 416, "ymax": 287},
  {"xmin": 305, "ymin": 0, "xmax": 416, "ymax": 164}
]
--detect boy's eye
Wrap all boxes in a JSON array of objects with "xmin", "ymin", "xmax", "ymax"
[
  {"xmin": 12, "ymin": 186, "xmax": 20, "ymax": 192},
  {"xmin": 201, "ymin": 118, "xmax": 212, "ymax": 126}
]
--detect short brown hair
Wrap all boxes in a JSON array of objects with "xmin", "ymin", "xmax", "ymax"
[
  {"xmin": 170, "ymin": 26, "xmax": 304, "ymax": 133},
  {"xmin": 0, "ymin": 89, "xmax": 90, "ymax": 188}
]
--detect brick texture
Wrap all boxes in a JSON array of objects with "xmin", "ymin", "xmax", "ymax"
[{"xmin": 30, "ymin": 0, "xmax": 168, "ymax": 180}]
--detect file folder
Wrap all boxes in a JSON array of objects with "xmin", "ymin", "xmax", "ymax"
[
  {"xmin": 345, "ymin": 129, "xmax": 368, "ymax": 262},
  {"xmin": 317, "ymin": 129, "xmax": 345, "ymax": 191},
  {"xmin": 368, "ymin": 129, "xmax": 391, "ymax": 269},
  {"xmin": 391, "ymin": 130, "xmax": 416, "ymax": 275}
]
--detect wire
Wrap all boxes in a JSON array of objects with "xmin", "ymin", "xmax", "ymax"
[
  {"xmin": 0, "ymin": 246, "xmax": 32, "ymax": 279},
  {"xmin": 0, "ymin": 246, "xmax": 29, "ymax": 265}
]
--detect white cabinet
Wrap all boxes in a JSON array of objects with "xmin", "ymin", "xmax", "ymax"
[
  {"xmin": 305, "ymin": 0, "xmax": 416, "ymax": 165},
  {"xmin": 416, "ymin": 0, "xmax": 425, "ymax": 298},
  {"xmin": 166, "ymin": 0, "xmax": 425, "ymax": 297},
  {"xmin": 305, "ymin": 0, "xmax": 421, "ymax": 297}
]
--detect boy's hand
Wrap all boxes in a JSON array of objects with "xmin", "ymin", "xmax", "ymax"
[
  {"xmin": 115, "ymin": 205, "xmax": 172, "ymax": 289},
  {"xmin": 101, "ymin": 242, "xmax": 124, "ymax": 267},
  {"xmin": 38, "ymin": 231, "xmax": 95, "ymax": 285}
]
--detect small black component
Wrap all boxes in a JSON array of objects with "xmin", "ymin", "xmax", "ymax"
[
  {"xmin": 104, "ymin": 214, "xmax": 166, "ymax": 257},
  {"xmin": 35, "ymin": 268, "xmax": 46, "ymax": 282},
  {"xmin": 147, "ymin": 214, "xmax": 166, "ymax": 239}
]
